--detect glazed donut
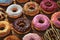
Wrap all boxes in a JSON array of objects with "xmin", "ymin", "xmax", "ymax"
[
  {"xmin": 24, "ymin": 2, "xmax": 40, "ymax": 16},
  {"xmin": 23, "ymin": 33, "xmax": 42, "ymax": 40},
  {"xmin": 0, "ymin": 0, "xmax": 12, "ymax": 6},
  {"xmin": 0, "ymin": 21, "xmax": 10, "ymax": 37},
  {"xmin": 51, "ymin": 12, "xmax": 60, "ymax": 28},
  {"xmin": 12, "ymin": 17, "xmax": 31, "ymax": 34},
  {"xmin": 4, "ymin": 35, "xmax": 20, "ymax": 40},
  {"xmin": 40, "ymin": 0, "xmax": 58, "ymax": 14},
  {"xmin": 32, "ymin": 14, "xmax": 50, "ymax": 31},
  {"xmin": 6, "ymin": 4, "xmax": 23, "ymax": 18},
  {"xmin": 0, "ymin": 8, "xmax": 7, "ymax": 21},
  {"xmin": 17, "ymin": 0, "xmax": 29, "ymax": 3}
]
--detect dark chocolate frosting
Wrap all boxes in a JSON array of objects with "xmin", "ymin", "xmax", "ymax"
[{"xmin": 13, "ymin": 18, "xmax": 31, "ymax": 33}]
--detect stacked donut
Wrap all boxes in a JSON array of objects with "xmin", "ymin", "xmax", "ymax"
[{"xmin": 0, "ymin": 0, "xmax": 60, "ymax": 40}]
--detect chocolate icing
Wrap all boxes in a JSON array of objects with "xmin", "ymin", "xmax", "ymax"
[{"xmin": 13, "ymin": 18, "xmax": 31, "ymax": 33}]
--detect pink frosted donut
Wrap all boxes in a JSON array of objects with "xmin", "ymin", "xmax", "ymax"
[
  {"xmin": 51, "ymin": 12, "xmax": 60, "ymax": 28},
  {"xmin": 23, "ymin": 33, "xmax": 42, "ymax": 40},
  {"xmin": 40, "ymin": 0, "xmax": 58, "ymax": 14},
  {"xmin": 32, "ymin": 14, "xmax": 50, "ymax": 31}
]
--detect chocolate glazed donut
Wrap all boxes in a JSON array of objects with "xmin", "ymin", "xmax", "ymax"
[{"xmin": 12, "ymin": 18, "xmax": 31, "ymax": 34}]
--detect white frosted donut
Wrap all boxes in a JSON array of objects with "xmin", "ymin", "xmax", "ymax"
[{"xmin": 6, "ymin": 4, "xmax": 23, "ymax": 18}]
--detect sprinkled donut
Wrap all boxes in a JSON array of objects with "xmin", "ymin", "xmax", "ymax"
[
  {"xmin": 0, "ymin": 0, "xmax": 12, "ymax": 6},
  {"xmin": 23, "ymin": 33, "xmax": 42, "ymax": 40},
  {"xmin": 24, "ymin": 1, "xmax": 40, "ymax": 16},
  {"xmin": 32, "ymin": 14, "xmax": 50, "ymax": 31},
  {"xmin": 51, "ymin": 12, "xmax": 60, "ymax": 28},
  {"xmin": 12, "ymin": 17, "xmax": 31, "ymax": 34},
  {"xmin": 6, "ymin": 4, "xmax": 23, "ymax": 18},
  {"xmin": 40, "ymin": 0, "xmax": 58, "ymax": 14}
]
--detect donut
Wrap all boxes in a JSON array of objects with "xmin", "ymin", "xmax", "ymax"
[
  {"xmin": 32, "ymin": 14, "xmax": 50, "ymax": 31},
  {"xmin": 57, "ymin": 0, "xmax": 60, "ymax": 8},
  {"xmin": 0, "ymin": 21, "xmax": 11, "ymax": 37},
  {"xmin": 51, "ymin": 12, "xmax": 60, "ymax": 28},
  {"xmin": 40, "ymin": 0, "xmax": 58, "ymax": 14},
  {"xmin": 6, "ymin": 4, "xmax": 23, "ymax": 18},
  {"xmin": 23, "ymin": 33, "xmax": 42, "ymax": 40},
  {"xmin": 17, "ymin": 0, "xmax": 29, "ymax": 3},
  {"xmin": 12, "ymin": 17, "xmax": 31, "ymax": 34},
  {"xmin": 0, "ymin": 8, "xmax": 7, "ymax": 21},
  {"xmin": 44, "ymin": 27, "xmax": 60, "ymax": 40},
  {"xmin": 0, "ymin": 0, "xmax": 12, "ymax": 6},
  {"xmin": 24, "ymin": 2, "xmax": 40, "ymax": 16},
  {"xmin": 4, "ymin": 35, "xmax": 20, "ymax": 40}
]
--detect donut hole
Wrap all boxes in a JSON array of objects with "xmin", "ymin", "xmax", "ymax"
[
  {"xmin": 12, "ymin": 8, "xmax": 17, "ymax": 12},
  {"xmin": 45, "ymin": 2, "xmax": 52, "ymax": 7},
  {"xmin": 29, "ymin": 7, "xmax": 35, "ymax": 10},
  {"xmin": 18, "ymin": 21, "xmax": 25, "ymax": 27},
  {"xmin": 58, "ymin": 18, "xmax": 60, "ymax": 21},
  {"xmin": 0, "ymin": 27, "xmax": 5, "ymax": 30},
  {"xmin": 39, "ymin": 20, "xmax": 44, "ymax": 23},
  {"xmin": 0, "ymin": 24, "xmax": 5, "ymax": 30},
  {"xmin": 30, "ymin": 38, "xmax": 35, "ymax": 40},
  {"xmin": 0, "ymin": 15, "xmax": 1, "ymax": 18}
]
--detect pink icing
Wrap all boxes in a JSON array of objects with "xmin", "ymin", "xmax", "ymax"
[
  {"xmin": 23, "ymin": 33, "xmax": 42, "ymax": 40},
  {"xmin": 51, "ymin": 12, "xmax": 60, "ymax": 28},
  {"xmin": 32, "ymin": 14, "xmax": 50, "ymax": 31},
  {"xmin": 40, "ymin": 0, "xmax": 58, "ymax": 12}
]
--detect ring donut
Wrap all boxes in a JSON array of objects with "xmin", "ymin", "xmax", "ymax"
[
  {"xmin": 24, "ymin": 2, "xmax": 40, "ymax": 16},
  {"xmin": 6, "ymin": 4, "xmax": 23, "ymax": 18},
  {"xmin": 40, "ymin": 0, "xmax": 58, "ymax": 14},
  {"xmin": 51, "ymin": 12, "xmax": 60, "ymax": 28},
  {"xmin": 0, "ymin": 21, "xmax": 11, "ymax": 37},
  {"xmin": 0, "ymin": 0, "xmax": 13, "ymax": 6},
  {"xmin": 12, "ymin": 17, "xmax": 31, "ymax": 34},
  {"xmin": 32, "ymin": 14, "xmax": 50, "ymax": 31}
]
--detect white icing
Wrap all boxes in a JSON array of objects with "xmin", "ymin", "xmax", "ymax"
[{"xmin": 6, "ymin": 4, "xmax": 23, "ymax": 18}]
